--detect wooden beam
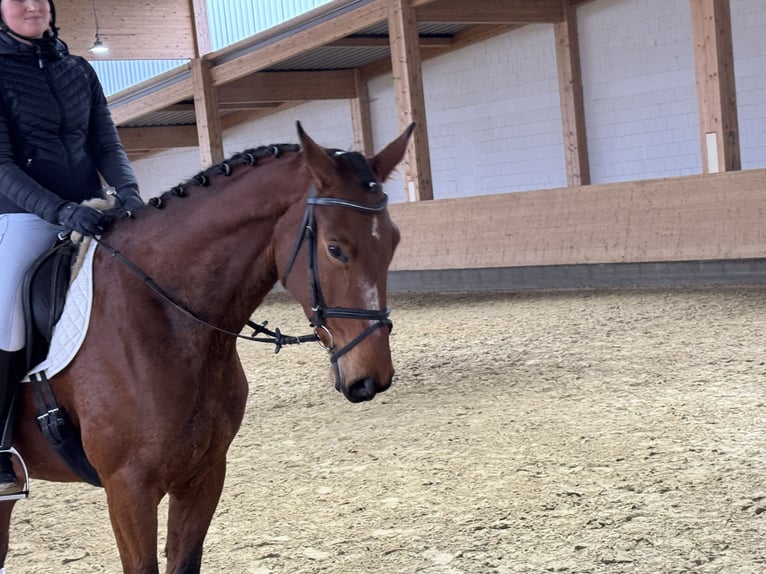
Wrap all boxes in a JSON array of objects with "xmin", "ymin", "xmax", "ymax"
[
  {"xmin": 555, "ymin": 0, "xmax": 590, "ymax": 186},
  {"xmin": 415, "ymin": 0, "xmax": 564, "ymax": 23},
  {"xmin": 210, "ymin": 0, "xmax": 389, "ymax": 85},
  {"xmin": 219, "ymin": 71, "xmax": 357, "ymax": 103},
  {"xmin": 350, "ymin": 69, "xmax": 374, "ymax": 155},
  {"xmin": 110, "ymin": 75, "xmax": 194, "ymax": 126},
  {"xmin": 191, "ymin": 58, "xmax": 224, "ymax": 167},
  {"xmin": 191, "ymin": 0, "xmax": 211, "ymax": 56},
  {"xmin": 690, "ymin": 0, "xmax": 740, "ymax": 173},
  {"xmin": 388, "ymin": 0, "xmax": 433, "ymax": 201},
  {"xmin": 118, "ymin": 125, "xmax": 199, "ymax": 151}
]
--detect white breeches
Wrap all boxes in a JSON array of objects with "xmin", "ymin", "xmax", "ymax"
[{"xmin": 0, "ymin": 214, "xmax": 61, "ymax": 351}]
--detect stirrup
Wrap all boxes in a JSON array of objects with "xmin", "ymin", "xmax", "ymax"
[{"xmin": 0, "ymin": 447, "xmax": 29, "ymax": 501}]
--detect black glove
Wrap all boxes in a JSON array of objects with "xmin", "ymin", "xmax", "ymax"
[
  {"xmin": 57, "ymin": 202, "xmax": 112, "ymax": 237},
  {"xmin": 114, "ymin": 187, "xmax": 144, "ymax": 216}
]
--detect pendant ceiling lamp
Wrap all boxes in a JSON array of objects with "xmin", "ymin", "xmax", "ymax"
[{"xmin": 87, "ymin": 0, "xmax": 109, "ymax": 55}]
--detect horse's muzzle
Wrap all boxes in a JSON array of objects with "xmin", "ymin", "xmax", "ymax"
[{"xmin": 337, "ymin": 373, "xmax": 393, "ymax": 403}]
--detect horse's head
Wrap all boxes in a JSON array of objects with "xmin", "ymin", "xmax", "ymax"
[{"xmin": 276, "ymin": 122, "xmax": 413, "ymax": 403}]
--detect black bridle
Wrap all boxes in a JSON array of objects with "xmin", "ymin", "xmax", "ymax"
[
  {"xmin": 283, "ymin": 184, "xmax": 393, "ymax": 390},
  {"xmin": 88, "ymin": 183, "xmax": 393, "ymax": 390}
]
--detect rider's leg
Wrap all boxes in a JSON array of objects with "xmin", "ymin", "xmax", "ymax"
[
  {"xmin": 0, "ymin": 350, "xmax": 23, "ymax": 494},
  {"xmin": 0, "ymin": 214, "xmax": 61, "ymax": 495}
]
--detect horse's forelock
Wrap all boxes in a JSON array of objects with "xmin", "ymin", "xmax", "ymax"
[{"xmin": 333, "ymin": 150, "xmax": 379, "ymax": 191}]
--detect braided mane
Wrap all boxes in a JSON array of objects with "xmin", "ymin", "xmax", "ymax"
[
  {"xmin": 147, "ymin": 144, "xmax": 300, "ymax": 209},
  {"xmin": 147, "ymin": 143, "xmax": 381, "ymax": 210}
]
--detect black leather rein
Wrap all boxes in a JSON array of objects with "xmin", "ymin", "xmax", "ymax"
[
  {"xmin": 91, "ymin": 236, "xmax": 318, "ymax": 353},
  {"xmin": 87, "ymin": 184, "xmax": 394, "ymax": 368}
]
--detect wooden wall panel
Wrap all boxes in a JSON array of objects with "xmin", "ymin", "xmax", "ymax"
[
  {"xmin": 388, "ymin": 169, "xmax": 766, "ymax": 271},
  {"xmin": 58, "ymin": 0, "xmax": 195, "ymax": 60}
]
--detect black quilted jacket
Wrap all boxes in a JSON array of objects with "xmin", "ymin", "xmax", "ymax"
[{"xmin": 0, "ymin": 30, "xmax": 137, "ymax": 222}]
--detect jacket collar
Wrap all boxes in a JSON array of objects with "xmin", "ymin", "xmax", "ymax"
[{"xmin": 0, "ymin": 29, "xmax": 68, "ymax": 59}]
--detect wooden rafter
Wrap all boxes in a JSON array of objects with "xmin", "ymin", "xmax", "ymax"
[
  {"xmin": 118, "ymin": 125, "xmax": 199, "ymax": 152},
  {"xmin": 415, "ymin": 0, "xmax": 564, "ymax": 23},
  {"xmin": 219, "ymin": 71, "xmax": 358, "ymax": 103}
]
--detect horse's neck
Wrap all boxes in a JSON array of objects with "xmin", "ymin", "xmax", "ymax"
[{"xmin": 108, "ymin": 170, "xmax": 303, "ymax": 333}]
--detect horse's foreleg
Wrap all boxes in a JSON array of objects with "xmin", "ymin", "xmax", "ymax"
[
  {"xmin": 104, "ymin": 474, "xmax": 164, "ymax": 574},
  {"xmin": 164, "ymin": 459, "xmax": 226, "ymax": 574},
  {"xmin": 0, "ymin": 501, "xmax": 17, "ymax": 571}
]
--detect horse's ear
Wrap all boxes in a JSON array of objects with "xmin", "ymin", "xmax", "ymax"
[
  {"xmin": 297, "ymin": 121, "xmax": 337, "ymax": 189},
  {"xmin": 369, "ymin": 123, "xmax": 415, "ymax": 182}
]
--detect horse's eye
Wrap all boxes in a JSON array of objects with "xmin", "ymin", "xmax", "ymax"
[{"xmin": 328, "ymin": 244, "xmax": 349, "ymax": 263}]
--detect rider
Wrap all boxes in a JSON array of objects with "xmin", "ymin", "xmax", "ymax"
[{"xmin": 0, "ymin": 0, "xmax": 143, "ymax": 495}]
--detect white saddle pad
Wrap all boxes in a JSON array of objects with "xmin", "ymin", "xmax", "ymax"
[{"xmin": 23, "ymin": 241, "xmax": 97, "ymax": 382}]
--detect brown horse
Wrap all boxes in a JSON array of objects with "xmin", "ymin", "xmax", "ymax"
[{"xmin": 0, "ymin": 122, "xmax": 413, "ymax": 573}]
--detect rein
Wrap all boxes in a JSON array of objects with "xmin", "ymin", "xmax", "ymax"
[
  {"xmin": 88, "ymin": 183, "xmax": 392, "ymax": 363},
  {"xmin": 85, "ymin": 178, "xmax": 393, "ymax": 391},
  {"xmin": 91, "ymin": 236, "xmax": 319, "ymax": 353}
]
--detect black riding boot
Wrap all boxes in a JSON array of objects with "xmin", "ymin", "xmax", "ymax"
[{"xmin": 0, "ymin": 350, "xmax": 23, "ymax": 495}]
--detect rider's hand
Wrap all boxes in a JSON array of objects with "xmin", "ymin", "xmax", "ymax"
[
  {"xmin": 114, "ymin": 187, "xmax": 144, "ymax": 216},
  {"xmin": 57, "ymin": 202, "xmax": 112, "ymax": 237}
]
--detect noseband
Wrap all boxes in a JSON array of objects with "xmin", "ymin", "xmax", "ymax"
[{"xmin": 283, "ymin": 185, "xmax": 392, "ymax": 388}]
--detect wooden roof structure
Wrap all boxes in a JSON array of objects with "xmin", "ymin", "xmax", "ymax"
[{"xmin": 57, "ymin": 0, "xmax": 741, "ymax": 206}]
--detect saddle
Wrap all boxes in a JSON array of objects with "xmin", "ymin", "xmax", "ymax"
[
  {"xmin": 11, "ymin": 240, "xmax": 102, "ymax": 487},
  {"xmin": 22, "ymin": 240, "xmax": 76, "ymax": 369}
]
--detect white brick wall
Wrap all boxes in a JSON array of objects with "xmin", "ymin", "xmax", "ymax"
[
  {"xmin": 732, "ymin": 0, "xmax": 766, "ymax": 169},
  {"xmin": 578, "ymin": 0, "xmax": 701, "ymax": 183},
  {"xmin": 133, "ymin": 100, "xmax": 354, "ymax": 200},
  {"xmin": 370, "ymin": 24, "xmax": 566, "ymax": 201},
  {"xmin": 132, "ymin": 0, "xmax": 766, "ymax": 200}
]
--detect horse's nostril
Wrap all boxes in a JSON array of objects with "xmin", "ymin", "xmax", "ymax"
[{"xmin": 347, "ymin": 378, "xmax": 376, "ymax": 403}]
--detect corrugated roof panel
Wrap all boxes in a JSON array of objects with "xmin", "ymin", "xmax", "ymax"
[
  {"xmin": 120, "ymin": 108, "xmax": 244, "ymax": 129},
  {"xmin": 358, "ymin": 21, "xmax": 468, "ymax": 36},
  {"xmin": 122, "ymin": 110, "xmax": 197, "ymax": 128},
  {"xmin": 94, "ymin": 1, "xmax": 336, "ymax": 96},
  {"xmin": 207, "ymin": 0, "xmax": 336, "ymax": 50},
  {"xmin": 269, "ymin": 45, "xmax": 390, "ymax": 70},
  {"xmin": 92, "ymin": 59, "xmax": 189, "ymax": 97}
]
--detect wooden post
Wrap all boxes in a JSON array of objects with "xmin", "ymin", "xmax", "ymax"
[
  {"xmin": 350, "ymin": 69, "xmax": 374, "ymax": 156},
  {"xmin": 190, "ymin": 0, "xmax": 223, "ymax": 168},
  {"xmin": 555, "ymin": 0, "xmax": 590, "ymax": 186},
  {"xmin": 690, "ymin": 0, "xmax": 740, "ymax": 173},
  {"xmin": 191, "ymin": 58, "xmax": 224, "ymax": 168},
  {"xmin": 388, "ymin": 0, "xmax": 433, "ymax": 201}
]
